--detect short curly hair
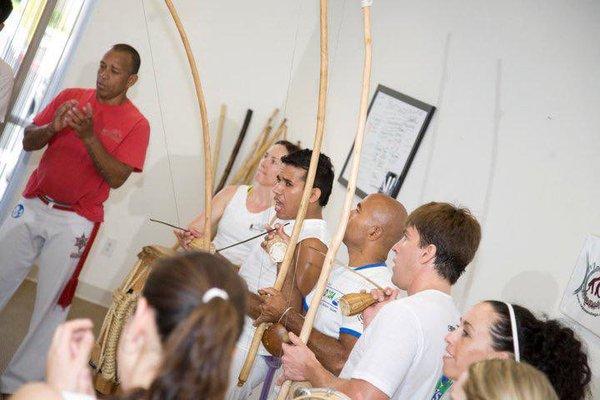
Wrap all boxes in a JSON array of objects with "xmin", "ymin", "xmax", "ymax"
[{"xmin": 486, "ymin": 301, "xmax": 591, "ymax": 400}]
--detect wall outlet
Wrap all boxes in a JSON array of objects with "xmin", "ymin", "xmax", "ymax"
[{"xmin": 101, "ymin": 238, "xmax": 117, "ymax": 257}]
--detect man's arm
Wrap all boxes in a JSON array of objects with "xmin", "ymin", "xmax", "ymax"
[
  {"xmin": 22, "ymin": 124, "xmax": 56, "ymax": 151},
  {"xmin": 22, "ymin": 100, "xmax": 77, "ymax": 151},
  {"xmin": 292, "ymin": 237, "xmax": 327, "ymax": 296},
  {"xmin": 256, "ymin": 288, "xmax": 358, "ymax": 374},
  {"xmin": 66, "ymin": 104, "xmax": 133, "ymax": 188},
  {"xmin": 80, "ymin": 135, "xmax": 133, "ymax": 188},
  {"xmin": 281, "ymin": 333, "xmax": 388, "ymax": 400}
]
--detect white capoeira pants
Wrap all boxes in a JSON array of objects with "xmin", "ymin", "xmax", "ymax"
[
  {"xmin": 0, "ymin": 197, "xmax": 95, "ymax": 393},
  {"xmin": 226, "ymin": 345, "xmax": 271, "ymax": 400}
]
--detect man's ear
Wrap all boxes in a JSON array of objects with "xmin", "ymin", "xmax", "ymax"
[
  {"xmin": 127, "ymin": 74, "xmax": 138, "ymax": 89},
  {"xmin": 309, "ymin": 187, "xmax": 322, "ymax": 205},
  {"xmin": 420, "ymin": 243, "xmax": 437, "ymax": 265},
  {"xmin": 367, "ymin": 225, "xmax": 383, "ymax": 241}
]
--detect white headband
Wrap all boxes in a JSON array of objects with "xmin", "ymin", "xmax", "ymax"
[
  {"xmin": 361, "ymin": 0, "xmax": 373, "ymax": 7},
  {"xmin": 504, "ymin": 302, "xmax": 521, "ymax": 362},
  {"xmin": 202, "ymin": 288, "xmax": 229, "ymax": 303}
]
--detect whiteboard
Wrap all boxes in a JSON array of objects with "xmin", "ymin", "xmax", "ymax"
[{"xmin": 339, "ymin": 85, "xmax": 435, "ymax": 198}]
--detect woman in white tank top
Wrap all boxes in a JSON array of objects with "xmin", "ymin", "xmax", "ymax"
[{"xmin": 175, "ymin": 140, "xmax": 300, "ymax": 265}]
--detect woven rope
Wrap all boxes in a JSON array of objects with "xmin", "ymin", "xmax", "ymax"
[
  {"xmin": 93, "ymin": 255, "xmax": 153, "ymax": 387},
  {"xmin": 98, "ymin": 291, "xmax": 139, "ymax": 382}
]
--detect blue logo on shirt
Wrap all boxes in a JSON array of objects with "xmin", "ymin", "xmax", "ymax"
[{"xmin": 11, "ymin": 204, "xmax": 24, "ymax": 218}]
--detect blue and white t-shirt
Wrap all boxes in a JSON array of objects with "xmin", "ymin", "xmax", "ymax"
[{"xmin": 304, "ymin": 262, "xmax": 395, "ymax": 339}]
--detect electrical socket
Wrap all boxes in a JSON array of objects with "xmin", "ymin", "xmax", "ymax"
[{"xmin": 101, "ymin": 238, "xmax": 117, "ymax": 257}]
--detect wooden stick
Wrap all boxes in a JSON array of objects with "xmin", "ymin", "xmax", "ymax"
[
  {"xmin": 276, "ymin": 2, "xmax": 372, "ymax": 399},
  {"xmin": 215, "ymin": 109, "xmax": 253, "ymax": 194},
  {"xmin": 234, "ymin": 119, "xmax": 287, "ymax": 186},
  {"xmin": 212, "ymin": 104, "xmax": 227, "ymax": 182},
  {"xmin": 237, "ymin": 0, "xmax": 330, "ymax": 387},
  {"xmin": 164, "ymin": 0, "xmax": 213, "ymax": 251},
  {"xmin": 240, "ymin": 120, "xmax": 287, "ymax": 185},
  {"xmin": 259, "ymin": 108, "xmax": 280, "ymax": 148},
  {"xmin": 230, "ymin": 108, "xmax": 279, "ymax": 185}
]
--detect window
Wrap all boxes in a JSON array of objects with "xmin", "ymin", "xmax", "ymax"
[{"xmin": 0, "ymin": 0, "xmax": 94, "ymax": 216}]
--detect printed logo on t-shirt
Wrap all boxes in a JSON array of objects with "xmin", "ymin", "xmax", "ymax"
[
  {"xmin": 320, "ymin": 287, "xmax": 343, "ymax": 312},
  {"xmin": 11, "ymin": 204, "xmax": 24, "ymax": 218},
  {"xmin": 100, "ymin": 128, "xmax": 123, "ymax": 142}
]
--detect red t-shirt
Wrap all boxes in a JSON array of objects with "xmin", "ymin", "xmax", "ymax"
[{"xmin": 23, "ymin": 88, "xmax": 150, "ymax": 222}]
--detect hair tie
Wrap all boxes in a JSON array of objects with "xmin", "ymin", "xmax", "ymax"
[
  {"xmin": 202, "ymin": 288, "xmax": 229, "ymax": 303},
  {"xmin": 504, "ymin": 302, "xmax": 521, "ymax": 362}
]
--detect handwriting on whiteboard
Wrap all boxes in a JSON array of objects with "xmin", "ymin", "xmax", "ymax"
[{"xmin": 356, "ymin": 91, "xmax": 428, "ymax": 195}]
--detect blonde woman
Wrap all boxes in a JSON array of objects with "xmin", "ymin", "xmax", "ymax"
[
  {"xmin": 175, "ymin": 140, "xmax": 299, "ymax": 265},
  {"xmin": 451, "ymin": 359, "xmax": 559, "ymax": 400}
]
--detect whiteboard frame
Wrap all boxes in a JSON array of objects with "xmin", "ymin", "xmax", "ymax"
[{"xmin": 338, "ymin": 84, "xmax": 436, "ymax": 199}]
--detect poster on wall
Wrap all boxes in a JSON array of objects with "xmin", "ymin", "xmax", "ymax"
[
  {"xmin": 338, "ymin": 84, "xmax": 435, "ymax": 198},
  {"xmin": 560, "ymin": 234, "xmax": 600, "ymax": 338}
]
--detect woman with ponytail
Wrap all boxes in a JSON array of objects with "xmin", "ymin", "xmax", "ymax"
[
  {"xmin": 12, "ymin": 251, "xmax": 247, "ymax": 400},
  {"xmin": 432, "ymin": 300, "xmax": 591, "ymax": 400}
]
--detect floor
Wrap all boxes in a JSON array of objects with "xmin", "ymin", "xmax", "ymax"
[
  {"xmin": 0, "ymin": 280, "xmax": 264, "ymax": 399},
  {"xmin": 0, "ymin": 280, "xmax": 107, "ymax": 374}
]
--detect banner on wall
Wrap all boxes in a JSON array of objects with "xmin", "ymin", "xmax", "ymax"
[{"xmin": 560, "ymin": 234, "xmax": 600, "ymax": 338}]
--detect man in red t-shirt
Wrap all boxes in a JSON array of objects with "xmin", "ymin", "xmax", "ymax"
[{"xmin": 0, "ymin": 43, "xmax": 150, "ymax": 393}]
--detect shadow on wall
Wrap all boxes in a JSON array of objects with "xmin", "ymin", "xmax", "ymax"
[
  {"xmin": 101, "ymin": 153, "xmax": 206, "ymax": 292},
  {"xmin": 501, "ymin": 271, "xmax": 560, "ymax": 313}
]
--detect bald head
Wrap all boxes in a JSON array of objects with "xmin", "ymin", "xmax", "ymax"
[
  {"xmin": 368, "ymin": 193, "xmax": 407, "ymax": 249},
  {"xmin": 345, "ymin": 193, "xmax": 408, "ymax": 256}
]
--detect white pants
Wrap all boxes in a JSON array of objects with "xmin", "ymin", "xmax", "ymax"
[
  {"xmin": 226, "ymin": 346, "xmax": 271, "ymax": 400},
  {"xmin": 0, "ymin": 197, "xmax": 94, "ymax": 393}
]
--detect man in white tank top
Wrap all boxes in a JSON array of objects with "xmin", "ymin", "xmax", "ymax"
[
  {"xmin": 255, "ymin": 194, "xmax": 407, "ymax": 376},
  {"xmin": 227, "ymin": 149, "xmax": 335, "ymax": 400}
]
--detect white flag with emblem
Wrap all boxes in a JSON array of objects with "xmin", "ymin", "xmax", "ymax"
[{"xmin": 560, "ymin": 234, "xmax": 600, "ymax": 337}]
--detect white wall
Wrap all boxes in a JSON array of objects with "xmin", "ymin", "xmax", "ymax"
[
  {"xmin": 12, "ymin": 0, "xmax": 600, "ymax": 396},
  {"xmin": 287, "ymin": 0, "xmax": 600, "ymax": 395}
]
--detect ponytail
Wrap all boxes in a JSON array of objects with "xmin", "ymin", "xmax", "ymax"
[
  {"xmin": 145, "ymin": 298, "xmax": 240, "ymax": 400},
  {"xmin": 115, "ymin": 251, "xmax": 247, "ymax": 400}
]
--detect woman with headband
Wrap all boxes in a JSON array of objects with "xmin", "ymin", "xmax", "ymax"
[
  {"xmin": 11, "ymin": 252, "xmax": 247, "ymax": 400},
  {"xmin": 432, "ymin": 301, "xmax": 591, "ymax": 400}
]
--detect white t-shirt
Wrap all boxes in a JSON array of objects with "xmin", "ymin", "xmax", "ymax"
[
  {"xmin": 0, "ymin": 58, "xmax": 14, "ymax": 123},
  {"xmin": 212, "ymin": 185, "xmax": 275, "ymax": 266},
  {"xmin": 339, "ymin": 290, "xmax": 459, "ymax": 400},
  {"xmin": 304, "ymin": 262, "xmax": 395, "ymax": 339},
  {"xmin": 237, "ymin": 218, "xmax": 330, "ymax": 355}
]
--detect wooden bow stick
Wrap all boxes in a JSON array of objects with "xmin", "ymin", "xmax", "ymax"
[
  {"xmin": 276, "ymin": 1, "xmax": 373, "ymax": 399},
  {"xmin": 212, "ymin": 104, "xmax": 227, "ymax": 182},
  {"xmin": 215, "ymin": 109, "xmax": 253, "ymax": 193},
  {"xmin": 237, "ymin": 0, "xmax": 331, "ymax": 387},
  {"xmin": 164, "ymin": 0, "xmax": 213, "ymax": 251}
]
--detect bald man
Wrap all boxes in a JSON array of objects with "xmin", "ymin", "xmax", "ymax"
[{"xmin": 257, "ymin": 193, "xmax": 407, "ymax": 374}]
